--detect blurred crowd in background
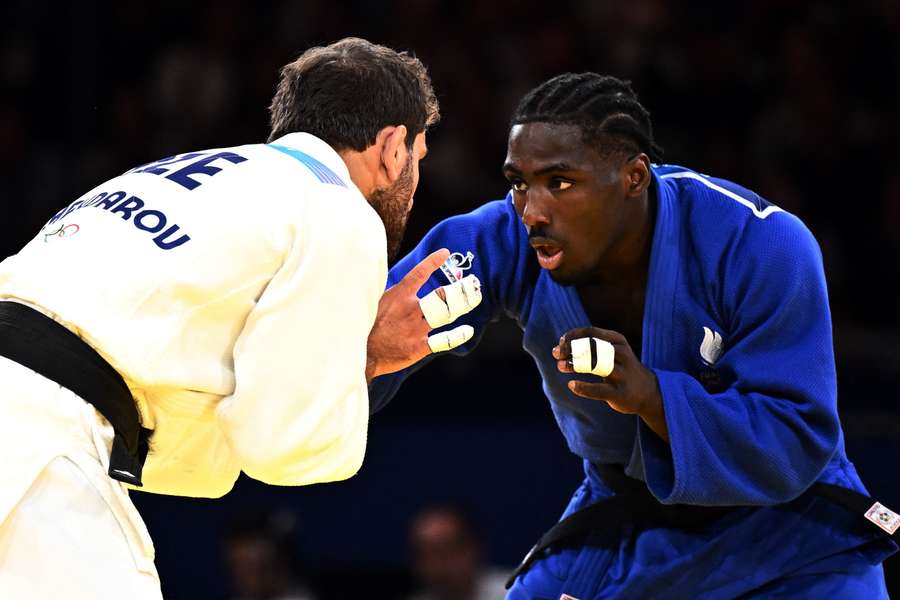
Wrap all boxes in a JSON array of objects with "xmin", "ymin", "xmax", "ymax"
[
  {"xmin": 2, "ymin": 0, "xmax": 899, "ymax": 598},
  {"xmin": 220, "ymin": 504, "xmax": 507, "ymax": 600}
]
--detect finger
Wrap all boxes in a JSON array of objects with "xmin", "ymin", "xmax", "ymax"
[
  {"xmin": 560, "ymin": 327, "xmax": 598, "ymax": 349},
  {"xmin": 586, "ymin": 328, "xmax": 628, "ymax": 346},
  {"xmin": 444, "ymin": 274, "xmax": 482, "ymax": 317},
  {"xmin": 427, "ymin": 324, "xmax": 474, "ymax": 353},
  {"xmin": 554, "ymin": 332, "xmax": 581, "ymax": 361},
  {"xmin": 568, "ymin": 380, "xmax": 618, "ymax": 401},
  {"xmin": 570, "ymin": 337, "xmax": 615, "ymax": 377},
  {"xmin": 398, "ymin": 248, "xmax": 450, "ymax": 292},
  {"xmin": 419, "ymin": 275, "xmax": 482, "ymax": 328},
  {"xmin": 561, "ymin": 327, "xmax": 628, "ymax": 347},
  {"xmin": 554, "ymin": 335, "xmax": 572, "ymax": 361},
  {"xmin": 557, "ymin": 359, "xmax": 573, "ymax": 373}
]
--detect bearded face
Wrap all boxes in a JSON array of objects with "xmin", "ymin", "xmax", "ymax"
[{"xmin": 367, "ymin": 154, "xmax": 414, "ymax": 261}]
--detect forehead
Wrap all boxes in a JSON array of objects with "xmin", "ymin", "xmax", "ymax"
[{"xmin": 505, "ymin": 122, "xmax": 599, "ymax": 172}]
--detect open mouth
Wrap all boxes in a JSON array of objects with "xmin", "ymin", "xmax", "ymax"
[{"xmin": 530, "ymin": 239, "xmax": 564, "ymax": 270}]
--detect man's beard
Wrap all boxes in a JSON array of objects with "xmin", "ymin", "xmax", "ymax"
[{"xmin": 368, "ymin": 156, "xmax": 414, "ymax": 261}]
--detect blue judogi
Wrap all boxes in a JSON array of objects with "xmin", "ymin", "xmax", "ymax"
[{"xmin": 370, "ymin": 165, "xmax": 897, "ymax": 598}]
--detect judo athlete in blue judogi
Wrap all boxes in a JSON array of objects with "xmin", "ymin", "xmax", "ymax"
[{"xmin": 365, "ymin": 74, "xmax": 898, "ymax": 598}]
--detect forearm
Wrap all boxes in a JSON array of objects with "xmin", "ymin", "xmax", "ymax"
[{"xmin": 642, "ymin": 369, "xmax": 838, "ymax": 505}]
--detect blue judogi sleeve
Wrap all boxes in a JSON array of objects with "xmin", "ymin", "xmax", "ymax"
[
  {"xmin": 369, "ymin": 197, "xmax": 533, "ymax": 414},
  {"xmin": 639, "ymin": 211, "xmax": 841, "ymax": 506}
]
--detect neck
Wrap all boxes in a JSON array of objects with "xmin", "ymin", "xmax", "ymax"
[{"xmin": 338, "ymin": 148, "xmax": 377, "ymax": 198}]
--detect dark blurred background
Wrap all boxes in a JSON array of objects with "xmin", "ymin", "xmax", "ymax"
[{"xmin": 2, "ymin": 0, "xmax": 898, "ymax": 598}]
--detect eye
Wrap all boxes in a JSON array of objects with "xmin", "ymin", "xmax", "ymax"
[
  {"xmin": 510, "ymin": 180, "xmax": 528, "ymax": 192},
  {"xmin": 551, "ymin": 178, "xmax": 573, "ymax": 191}
]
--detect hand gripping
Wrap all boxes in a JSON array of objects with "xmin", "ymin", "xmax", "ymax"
[{"xmin": 570, "ymin": 337, "xmax": 615, "ymax": 377}]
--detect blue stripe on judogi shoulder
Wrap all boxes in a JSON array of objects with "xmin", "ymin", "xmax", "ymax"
[{"xmin": 267, "ymin": 144, "xmax": 346, "ymax": 186}]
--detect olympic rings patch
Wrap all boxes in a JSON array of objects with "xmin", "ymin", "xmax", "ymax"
[{"xmin": 43, "ymin": 223, "xmax": 80, "ymax": 242}]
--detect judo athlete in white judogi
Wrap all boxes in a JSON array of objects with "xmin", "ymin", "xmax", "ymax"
[{"xmin": 0, "ymin": 38, "xmax": 480, "ymax": 599}]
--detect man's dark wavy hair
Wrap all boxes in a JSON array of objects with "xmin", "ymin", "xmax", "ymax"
[{"xmin": 268, "ymin": 37, "xmax": 440, "ymax": 150}]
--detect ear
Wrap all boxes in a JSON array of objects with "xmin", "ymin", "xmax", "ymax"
[
  {"xmin": 376, "ymin": 125, "xmax": 409, "ymax": 184},
  {"xmin": 623, "ymin": 154, "xmax": 652, "ymax": 198}
]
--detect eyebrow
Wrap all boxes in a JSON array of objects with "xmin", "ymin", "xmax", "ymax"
[
  {"xmin": 502, "ymin": 162, "xmax": 577, "ymax": 176},
  {"xmin": 534, "ymin": 162, "xmax": 576, "ymax": 176}
]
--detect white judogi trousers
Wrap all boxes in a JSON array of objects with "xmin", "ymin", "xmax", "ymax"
[{"xmin": 0, "ymin": 356, "xmax": 162, "ymax": 599}]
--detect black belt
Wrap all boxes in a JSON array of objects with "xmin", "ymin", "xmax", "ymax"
[
  {"xmin": 0, "ymin": 301, "xmax": 151, "ymax": 486},
  {"xmin": 506, "ymin": 463, "xmax": 898, "ymax": 588}
]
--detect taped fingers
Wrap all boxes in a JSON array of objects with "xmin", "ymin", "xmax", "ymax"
[
  {"xmin": 419, "ymin": 289, "xmax": 450, "ymax": 328},
  {"xmin": 427, "ymin": 325, "xmax": 474, "ymax": 353},
  {"xmin": 419, "ymin": 275, "xmax": 482, "ymax": 328},
  {"xmin": 445, "ymin": 274, "xmax": 481, "ymax": 317},
  {"xmin": 570, "ymin": 337, "xmax": 615, "ymax": 377}
]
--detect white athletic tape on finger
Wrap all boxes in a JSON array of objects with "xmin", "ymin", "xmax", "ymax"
[
  {"xmin": 419, "ymin": 290, "xmax": 450, "ymax": 328},
  {"xmin": 571, "ymin": 337, "xmax": 615, "ymax": 377},
  {"xmin": 427, "ymin": 324, "xmax": 474, "ymax": 353},
  {"xmin": 419, "ymin": 275, "xmax": 482, "ymax": 328}
]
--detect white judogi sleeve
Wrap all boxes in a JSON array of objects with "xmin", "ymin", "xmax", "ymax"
[{"xmin": 216, "ymin": 187, "xmax": 385, "ymax": 486}]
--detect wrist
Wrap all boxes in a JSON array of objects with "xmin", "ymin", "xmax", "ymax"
[{"xmin": 638, "ymin": 373, "xmax": 669, "ymax": 442}]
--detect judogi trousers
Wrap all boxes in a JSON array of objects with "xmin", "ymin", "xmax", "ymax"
[
  {"xmin": 0, "ymin": 356, "xmax": 162, "ymax": 599},
  {"xmin": 507, "ymin": 471, "xmax": 892, "ymax": 600}
]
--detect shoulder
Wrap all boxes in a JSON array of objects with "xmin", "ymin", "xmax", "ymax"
[
  {"xmin": 386, "ymin": 194, "xmax": 532, "ymax": 300},
  {"xmin": 656, "ymin": 165, "xmax": 781, "ymax": 219},
  {"xmin": 228, "ymin": 139, "xmax": 384, "ymax": 251},
  {"xmin": 657, "ymin": 165, "xmax": 820, "ymax": 262},
  {"xmin": 420, "ymin": 196, "xmax": 530, "ymax": 283},
  {"xmin": 291, "ymin": 187, "xmax": 387, "ymax": 298},
  {"xmin": 439, "ymin": 195, "xmax": 519, "ymax": 227},
  {"xmin": 426, "ymin": 195, "xmax": 525, "ymax": 247},
  {"xmin": 303, "ymin": 184, "xmax": 386, "ymax": 256}
]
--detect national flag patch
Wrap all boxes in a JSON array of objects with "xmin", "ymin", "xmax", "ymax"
[{"xmin": 865, "ymin": 502, "xmax": 900, "ymax": 535}]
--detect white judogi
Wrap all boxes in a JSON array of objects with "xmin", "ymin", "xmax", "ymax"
[{"xmin": 0, "ymin": 133, "xmax": 387, "ymax": 596}]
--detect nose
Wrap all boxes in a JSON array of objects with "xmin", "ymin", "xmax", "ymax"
[{"xmin": 518, "ymin": 190, "xmax": 551, "ymax": 228}]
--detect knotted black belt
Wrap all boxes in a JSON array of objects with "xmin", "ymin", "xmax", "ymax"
[
  {"xmin": 0, "ymin": 301, "xmax": 151, "ymax": 486},
  {"xmin": 506, "ymin": 463, "xmax": 898, "ymax": 588}
]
